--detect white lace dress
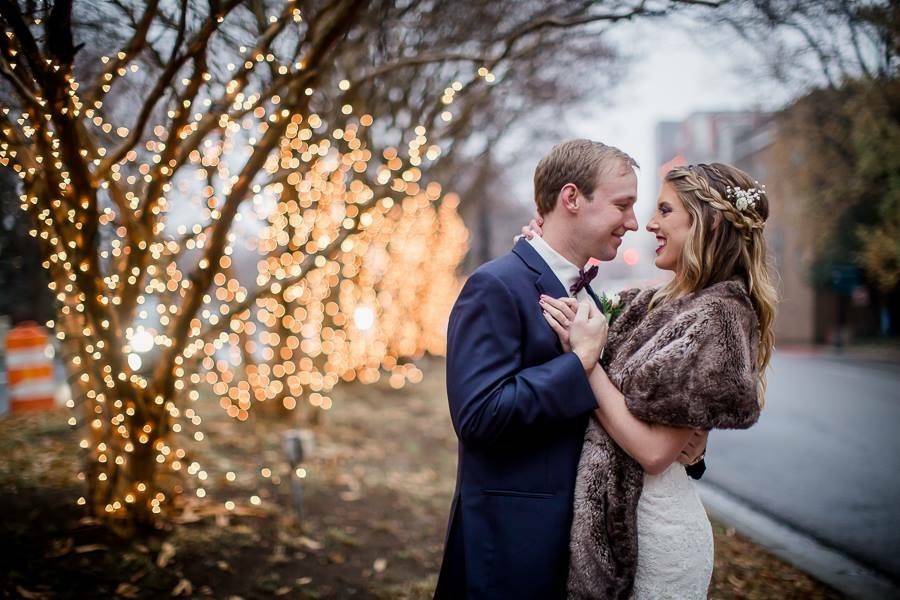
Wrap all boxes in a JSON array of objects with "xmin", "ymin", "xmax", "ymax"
[{"xmin": 630, "ymin": 463, "xmax": 714, "ymax": 599}]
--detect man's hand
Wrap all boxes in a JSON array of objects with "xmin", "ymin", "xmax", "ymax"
[
  {"xmin": 678, "ymin": 429, "xmax": 708, "ymax": 465},
  {"xmin": 567, "ymin": 300, "xmax": 607, "ymax": 373}
]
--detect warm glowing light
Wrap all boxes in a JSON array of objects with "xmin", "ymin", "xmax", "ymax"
[
  {"xmin": 353, "ymin": 306, "xmax": 376, "ymax": 331},
  {"xmin": 1, "ymin": 5, "xmax": 472, "ymax": 526},
  {"xmin": 129, "ymin": 328, "xmax": 154, "ymax": 353},
  {"xmin": 623, "ymin": 248, "xmax": 640, "ymax": 266}
]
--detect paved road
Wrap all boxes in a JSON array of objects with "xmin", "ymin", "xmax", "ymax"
[{"xmin": 704, "ymin": 351, "xmax": 900, "ymax": 583}]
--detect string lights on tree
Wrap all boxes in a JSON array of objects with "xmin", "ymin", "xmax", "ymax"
[{"xmin": 0, "ymin": 0, "xmax": 695, "ymax": 534}]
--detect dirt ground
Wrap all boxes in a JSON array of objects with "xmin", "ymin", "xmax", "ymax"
[{"xmin": 0, "ymin": 357, "xmax": 843, "ymax": 599}]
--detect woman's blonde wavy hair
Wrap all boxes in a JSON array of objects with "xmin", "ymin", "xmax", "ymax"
[{"xmin": 653, "ymin": 163, "xmax": 778, "ymax": 404}]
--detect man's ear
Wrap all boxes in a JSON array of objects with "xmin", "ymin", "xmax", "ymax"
[{"xmin": 559, "ymin": 183, "xmax": 580, "ymax": 213}]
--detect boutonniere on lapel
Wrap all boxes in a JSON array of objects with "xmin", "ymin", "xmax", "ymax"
[{"xmin": 599, "ymin": 292, "xmax": 623, "ymax": 324}]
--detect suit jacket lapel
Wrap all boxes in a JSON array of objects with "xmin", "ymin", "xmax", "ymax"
[
  {"xmin": 512, "ymin": 238, "xmax": 569, "ymax": 300},
  {"xmin": 583, "ymin": 284, "xmax": 603, "ymax": 310},
  {"xmin": 535, "ymin": 270, "xmax": 569, "ymax": 300},
  {"xmin": 513, "ymin": 238, "xmax": 605, "ymax": 308}
]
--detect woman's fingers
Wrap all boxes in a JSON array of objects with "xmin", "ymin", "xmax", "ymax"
[
  {"xmin": 543, "ymin": 310, "xmax": 568, "ymax": 339},
  {"xmin": 561, "ymin": 297, "xmax": 579, "ymax": 310},
  {"xmin": 519, "ymin": 216, "xmax": 544, "ymax": 241},
  {"xmin": 542, "ymin": 296, "xmax": 576, "ymax": 321},
  {"xmin": 540, "ymin": 297, "xmax": 574, "ymax": 327},
  {"xmin": 556, "ymin": 298, "xmax": 577, "ymax": 321}
]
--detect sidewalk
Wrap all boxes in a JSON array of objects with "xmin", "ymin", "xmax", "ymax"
[
  {"xmin": 700, "ymin": 483, "xmax": 900, "ymax": 600},
  {"xmin": 779, "ymin": 342, "xmax": 900, "ymax": 366},
  {"xmin": 702, "ymin": 350, "xmax": 900, "ymax": 599}
]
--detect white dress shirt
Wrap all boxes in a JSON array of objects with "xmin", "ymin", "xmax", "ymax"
[{"xmin": 526, "ymin": 236, "xmax": 599, "ymax": 305}]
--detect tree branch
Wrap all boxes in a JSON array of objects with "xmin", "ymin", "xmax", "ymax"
[
  {"xmin": 83, "ymin": 0, "xmax": 161, "ymax": 106},
  {"xmin": 153, "ymin": 0, "xmax": 365, "ymax": 395},
  {"xmin": 93, "ymin": 0, "xmax": 245, "ymax": 181}
]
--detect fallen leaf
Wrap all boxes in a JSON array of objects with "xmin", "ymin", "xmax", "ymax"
[
  {"xmin": 268, "ymin": 545, "xmax": 290, "ymax": 564},
  {"xmin": 295, "ymin": 577, "xmax": 312, "ymax": 586},
  {"xmin": 274, "ymin": 587, "xmax": 292, "ymax": 596},
  {"xmin": 46, "ymin": 537, "xmax": 74, "ymax": 558},
  {"xmin": 172, "ymin": 508, "xmax": 202, "ymax": 524},
  {"xmin": 217, "ymin": 560, "xmax": 231, "ymax": 572},
  {"xmin": 326, "ymin": 527, "xmax": 360, "ymax": 547},
  {"xmin": 171, "ymin": 578, "xmax": 193, "ymax": 597},
  {"xmin": 157, "ymin": 542, "xmax": 176, "ymax": 568},
  {"xmin": 373, "ymin": 558, "xmax": 387, "ymax": 573},
  {"xmin": 129, "ymin": 569, "xmax": 147, "ymax": 583},
  {"xmin": 297, "ymin": 536, "xmax": 322, "ymax": 551},
  {"xmin": 15, "ymin": 586, "xmax": 46, "ymax": 600},
  {"xmin": 115, "ymin": 582, "xmax": 140, "ymax": 598},
  {"xmin": 230, "ymin": 524, "xmax": 254, "ymax": 535},
  {"xmin": 74, "ymin": 544, "xmax": 108, "ymax": 554}
]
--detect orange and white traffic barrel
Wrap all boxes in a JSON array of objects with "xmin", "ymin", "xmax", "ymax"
[{"xmin": 6, "ymin": 321, "xmax": 56, "ymax": 413}]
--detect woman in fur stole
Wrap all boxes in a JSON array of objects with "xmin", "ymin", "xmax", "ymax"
[{"xmin": 528, "ymin": 163, "xmax": 777, "ymax": 599}]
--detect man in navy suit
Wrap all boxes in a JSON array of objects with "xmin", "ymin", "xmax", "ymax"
[{"xmin": 434, "ymin": 140, "xmax": 644, "ymax": 599}]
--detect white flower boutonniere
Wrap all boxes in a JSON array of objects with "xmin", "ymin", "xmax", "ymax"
[{"xmin": 599, "ymin": 292, "xmax": 623, "ymax": 324}]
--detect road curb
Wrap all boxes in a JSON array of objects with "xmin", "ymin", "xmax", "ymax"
[{"xmin": 698, "ymin": 482, "xmax": 900, "ymax": 600}]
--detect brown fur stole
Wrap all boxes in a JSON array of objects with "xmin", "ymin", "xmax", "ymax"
[{"xmin": 567, "ymin": 278, "xmax": 762, "ymax": 599}]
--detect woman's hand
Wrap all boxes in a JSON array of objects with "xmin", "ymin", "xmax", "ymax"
[
  {"xmin": 542, "ymin": 296, "xmax": 607, "ymax": 371},
  {"xmin": 677, "ymin": 430, "xmax": 709, "ymax": 465},
  {"xmin": 517, "ymin": 213, "xmax": 544, "ymax": 241},
  {"xmin": 540, "ymin": 295, "xmax": 579, "ymax": 351}
]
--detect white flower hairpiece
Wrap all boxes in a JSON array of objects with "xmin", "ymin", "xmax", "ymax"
[{"xmin": 725, "ymin": 183, "xmax": 765, "ymax": 213}]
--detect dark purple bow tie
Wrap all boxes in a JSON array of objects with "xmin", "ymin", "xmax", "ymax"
[{"xmin": 569, "ymin": 265, "xmax": 599, "ymax": 296}]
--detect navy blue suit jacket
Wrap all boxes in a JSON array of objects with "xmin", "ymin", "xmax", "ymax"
[{"xmin": 435, "ymin": 239, "xmax": 600, "ymax": 599}]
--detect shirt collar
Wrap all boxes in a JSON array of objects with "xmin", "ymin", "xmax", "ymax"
[{"xmin": 526, "ymin": 235, "xmax": 584, "ymax": 294}]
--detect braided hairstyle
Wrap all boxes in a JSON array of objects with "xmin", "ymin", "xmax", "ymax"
[{"xmin": 653, "ymin": 163, "xmax": 778, "ymax": 404}]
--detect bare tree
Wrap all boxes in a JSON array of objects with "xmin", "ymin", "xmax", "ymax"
[
  {"xmin": 0, "ymin": 0, "xmax": 718, "ymax": 534},
  {"xmin": 710, "ymin": 1, "xmax": 900, "ymax": 329},
  {"xmin": 713, "ymin": 0, "xmax": 898, "ymax": 89}
]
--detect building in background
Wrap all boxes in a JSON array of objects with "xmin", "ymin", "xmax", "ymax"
[
  {"xmin": 731, "ymin": 120, "xmax": 817, "ymax": 344},
  {"xmin": 655, "ymin": 111, "xmax": 770, "ymax": 185},
  {"xmin": 655, "ymin": 109, "xmax": 894, "ymax": 346},
  {"xmin": 655, "ymin": 111, "xmax": 817, "ymax": 344}
]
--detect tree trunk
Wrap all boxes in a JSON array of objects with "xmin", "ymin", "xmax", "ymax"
[{"xmin": 83, "ymin": 388, "xmax": 170, "ymax": 537}]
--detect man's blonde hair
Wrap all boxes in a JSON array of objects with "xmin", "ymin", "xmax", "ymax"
[{"xmin": 533, "ymin": 139, "xmax": 638, "ymax": 216}]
